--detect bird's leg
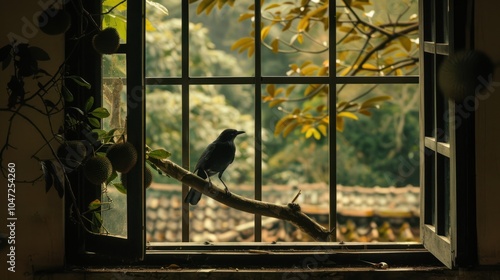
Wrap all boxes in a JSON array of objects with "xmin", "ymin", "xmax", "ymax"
[
  {"xmin": 218, "ymin": 175, "xmax": 231, "ymax": 195},
  {"xmin": 202, "ymin": 169, "xmax": 213, "ymax": 186}
]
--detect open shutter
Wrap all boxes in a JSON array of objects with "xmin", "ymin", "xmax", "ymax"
[
  {"xmin": 67, "ymin": 0, "xmax": 146, "ymax": 262},
  {"xmin": 419, "ymin": 0, "xmax": 477, "ymax": 268}
]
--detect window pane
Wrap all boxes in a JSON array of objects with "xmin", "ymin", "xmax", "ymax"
[
  {"xmin": 261, "ymin": 1, "xmax": 329, "ymax": 77},
  {"xmin": 262, "ymin": 84, "xmax": 330, "ymax": 241},
  {"xmin": 189, "ymin": 0, "xmax": 254, "ymax": 76},
  {"xmin": 146, "ymin": 1, "xmax": 182, "ymax": 77},
  {"xmin": 188, "ymin": 84, "xmax": 255, "ymax": 242},
  {"xmin": 146, "ymin": 85, "xmax": 183, "ymax": 242},
  {"xmin": 336, "ymin": 0, "xmax": 419, "ymax": 77},
  {"xmin": 336, "ymin": 83, "xmax": 420, "ymax": 242},
  {"xmin": 100, "ymin": 54, "xmax": 128, "ymax": 238}
]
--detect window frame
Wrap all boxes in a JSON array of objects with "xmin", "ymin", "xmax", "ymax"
[
  {"xmin": 419, "ymin": 0, "xmax": 477, "ymax": 268},
  {"xmin": 65, "ymin": 0, "xmax": 475, "ymax": 269}
]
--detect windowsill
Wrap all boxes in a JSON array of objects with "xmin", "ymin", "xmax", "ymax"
[{"xmin": 37, "ymin": 266, "xmax": 500, "ymax": 280}]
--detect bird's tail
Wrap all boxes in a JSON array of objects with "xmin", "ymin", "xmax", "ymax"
[
  {"xmin": 184, "ymin": 168, "xmax": 205, "ymax": 205},
  {"xmin": 184, "ymin": 188, "xmax": 202, "ymax": 205}
]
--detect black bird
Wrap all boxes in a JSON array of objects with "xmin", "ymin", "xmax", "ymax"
[{"xmin": 184, "ymin": 129, "xmax": 245, "ymax": 205}]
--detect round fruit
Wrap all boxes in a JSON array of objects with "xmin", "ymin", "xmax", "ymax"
[
  {"xmin": 38, "ymin": 8, "xmax": 71, "ymax": 35},
  {"xmin": 121, "ymin": 167, "xmax": 153, "ymax": 190},
  {"xmin": 106, "ymin": 142, "xmax": 138, "ymax": 173},
  {"xmin": 57, "ymin": 140, "xmax": 87, "ymax": 170},
  {"xmin": 92, "ymin": 27, "xmax": 120, "ymax": 54},
  {"xmin": 84, "ymin": 156, "xmax": 113, "ymax": 185},
  {"xmin": 438, "ymin": 50, "xmax": 494, "ymax": 101}
]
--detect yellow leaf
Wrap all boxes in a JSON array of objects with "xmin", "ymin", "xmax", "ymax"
[
  {"xmin": 360, "ymin": 95, "xmax": 392, "ymax": 109},
  {"xmin": 145, "ymin": 19, "xmax": 156, "ymax": 31},
  {"xmin": 336, "ymin": 116, "xmax": 344, "ymax": 132},
  {"xmin": 301, "ymin": 65, "xmax": 319, "ymax": 75},
  {"xmin": 399, "ymin": 36, "xmax": 412, "ymax": 52},
  {"xmin": 337, "ymin": 112, "xmax": 359, "ymax": 120},
  {"xmin": 239, "ymin": 13, "xmax": 254, "ymax": 22},
  {"xmin": 269, "ymin": 98, "xmax": 285, "ymax": 107},
  {"xmin": 271, "ymin": 38, "xmax": 279, "ymax": 53},
  {"xmin": 362, "ymin": 63, "xmax": 378, "ymax": 70},
  {"xmin": 286, "ymin": 85, "xmax": 296, "ymax": 96},
  {"xmin": 283, "ymin": 120, "xmax": 299, "ymax": 137},
  {"xmin": 359, "ymin": 109, "xmax": 372, "ymax": 116},
  {"xmin": 266, "ymin": 84, "xmax": 276, "ymax": 96},
  {"xmin": 261, "ymin": 25, "xmax": 271, "ymax": 40},
  {"xmin": 275, "ymin": 116, "xmax": 293, "ymax": 136},
  {"xmin": 318, "ymin": 124, "xmax": 327, "ymax": 136},
  {"xmin": 297, "ymin": 33, "xmax": 304, "ymax": 44},
  {"xmin": 231, "ymin": 37, "xmax": 254, "ymax": 51},
  {"xmin": 265, "ymin": 3, "xmax": 280, "ymax": 10},
  {"xmin": 343, "ymin": 35, "xmax": 362, "ymax": 44},
  {"xmin": 196, "ymin": 0, "xmax": 215, "ymax": 15}
]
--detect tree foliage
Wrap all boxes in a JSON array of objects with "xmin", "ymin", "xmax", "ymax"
[{"xmin": 191, "ymin": 0, "xmax": 419, "ymax": 139}]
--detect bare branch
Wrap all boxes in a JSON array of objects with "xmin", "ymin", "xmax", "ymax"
[{"xmin": 149, "ymin": 158, "xmax": 334, "ymax": 242}]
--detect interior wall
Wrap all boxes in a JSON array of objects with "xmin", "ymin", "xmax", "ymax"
[
  {"xmin": 474, "ymin": 0, "xmax": 500, "ymax": 266},
  {"xmin": 0, "ymin": 1, "xmax": 65, "ymax": 279}
]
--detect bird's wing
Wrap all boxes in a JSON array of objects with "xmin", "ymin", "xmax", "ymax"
[{"xmin": 193, "ymin": 142, "xmax": 216, "ymax": 173}]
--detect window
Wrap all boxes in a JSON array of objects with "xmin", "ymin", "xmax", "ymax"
[
  {"xmin": 419, "ymin": 0, "xmax": 477, "ymax": 268},
  {"xmin": 66, "ymin": 0, "xmax": 475, "ymax": 269}
]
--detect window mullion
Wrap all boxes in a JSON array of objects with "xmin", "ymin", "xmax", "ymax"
[
  {"xmin": 181, "ymin": 0, "xmax": 190, "ymax": 242},
  {"xmin": 254, "ymin": 0, "xmax": 263, "ymax": 242},
  {"xmin": 329, "ymin": 0, "xmax": 337, "ymax": 240}
]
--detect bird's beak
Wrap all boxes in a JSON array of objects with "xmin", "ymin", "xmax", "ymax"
[{"xmin": 236, "ymin": 131, "xmax": 245, "ymax": 135}]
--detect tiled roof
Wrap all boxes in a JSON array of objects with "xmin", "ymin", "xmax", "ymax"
[{"xmin": 146, "ymin": 183, "xmax": 420, "ymax": 243}]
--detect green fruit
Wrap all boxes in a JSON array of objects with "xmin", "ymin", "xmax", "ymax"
[
  {"xmin": 106, "ymin": 142, "xmax": 138, "ymax": 173},
  {"xmin": 121, "ymin": 167, "xmax": 153, "ymax": 190},
  {"xmin": 438, "ymin": 50, "xmax": 494, "ymax": 101},
  {"xmin": 57, "ymin": 140, "xmax": 87, "ymax": 170},
  {"xmin": 92, "ymin": 27, "xmax": 120, "ymax": 54},
  {"xmin": 38, "ymin": 8, "xmax": 71, "ymax": 35},
  {"xmin": 84, "ymin": 156, "xmax": 113, "ymax": 185}
]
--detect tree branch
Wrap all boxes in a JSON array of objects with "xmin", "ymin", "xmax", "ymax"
[{"xmin": 149, "ymin": 158, "xmax": 335, "ymax": 242}]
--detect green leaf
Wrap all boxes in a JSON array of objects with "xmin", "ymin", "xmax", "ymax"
[
  {"xmin": 29, "ymin": 46, "xmax": 50, "ymax": 61},
  {"xmin": 88, "ymin": 117, "xmax": 100, "ymax": 128},
  {"xmin": 148, "ymin": 148, "xmax": 171, "ymax": 160},
  {"xmin": 92, "ymin": 129, "xmax": 108, "ymax": 140},
  {"xmin": 84, "ymin": 96, "xmax": 94, "ymax": 113},
  {"xmin": 89, "ymin": 107, "xmax": 110, "ymax": 119},
  {"xmin": 114, "ymin": 182, "xmax": 127, "ymax": 194},
  {"xmin": 62, "ymin": 86, "xmax": 74, "ymax": 102},
  {"xmin": 67, "ymin": 75, "xmax": 91, "ymax": 89},
  {"xmin": 88, "ymin": 199, "xmax": 102, "ymax": 210},
  {"xmin": 106, "ymin": 170, "xmax": 118, "ymax": 185}
]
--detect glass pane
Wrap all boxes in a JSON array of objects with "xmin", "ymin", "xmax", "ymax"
[
  {"xmin": 336, "ymin": 0, "xmax": 419, "ymax": 76},
  {"xmin": 424, "ymin": 148, "xmax": 436, "ymax": 226},
  {"xmin": 100, "ymin": 54, "xmax": 128, "ymax": 238},
  {"xmin": 145, "ymin": 85, "xmax": 183, "ymax": 242},
  {"xmin": 423, "ymin": 52, "xmax": 435, "ymax": 137},
  {"xmin": 260, "ymin": 1, "xmax": 329, "ymax": 76},
  {"xmin": 189, "ymin": 85, "xmax": 255, "ymax": 242},
  {"xmin": 189, "ymin": 0, "xmax": 254, "ymax": 76},
  {"xmin": 336, "ymin": 83, "xmax": 420, "ymax": 242},
  {"xmin": 262, "ymin": 84, "xmax": 330, "ymax": 242},
  {"xmin": 437, "ymin": 154, "xmax": 450, "ymax": 236},
  {"xmin": 146, "ymin": 1, "xmax": 182, "ymax": 77},
  {"xmin": 102, "ymin": 0, "xmax": 127, "ymax": 44}
]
